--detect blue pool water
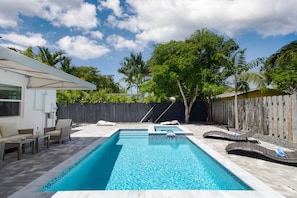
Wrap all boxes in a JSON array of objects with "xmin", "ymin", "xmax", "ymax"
[
  {"xmin": 154, "ymin": 126, "xmax": 182, "ymax": 132},
  {"xmin": 40, "ymin": 129, "xmax": 251, "ymax": 191}
]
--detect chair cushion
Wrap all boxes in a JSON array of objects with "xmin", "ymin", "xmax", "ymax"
[
  {"xmin": 56, "ymin": 119, "xmax": 72, "ymax": 130},
  {"xmin": 1, "ymin": 134, "xmax": 31, "ymax": 142},
  {"xmin": 0, "ymin": 123, "xmax": 19, "ymax": 138},
  {"xmin": 46, "ymin": 130, "xmax": 61, "ymax": 136}
]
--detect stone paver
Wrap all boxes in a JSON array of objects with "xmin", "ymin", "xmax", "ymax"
[{"xmin": 0, "ymin": 123, "xmax": 296, "ymax": 198}]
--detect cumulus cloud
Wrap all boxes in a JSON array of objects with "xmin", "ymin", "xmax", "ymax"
[
  {"xmin": 0, "ymin": 0, "xmax": 98, "ymax": 30},
  {"xmin": 0, "ymin": 32, "xmax": 47, "ymax": 47},
  {"xmin": 57, "ymin": 36, "xmax": 110, "ymax": 60},
  {"xmin": 106, "ymin": 34, "xmax": 141, "ymax": 50},
  {"xmin": 58, "ymin": 3, "xmax": 98, "ymax": 29},
  {"xmin": 1, "ymin": 0, "xmax": 297, "ymax": 60},
  {"xmin": 0, "ymin": 0, "xmax": 43, "ymax": 28},
  {"xmin": 98, "ymin": 0, "xmax": 123, "ymax": 17},
  {"xmin": 109, "ymin": 0, "xmax": 297, "ymax": 43},
  {"xmin": 88, "ymin": 30, "xmax": 104, "ymax": 40}
]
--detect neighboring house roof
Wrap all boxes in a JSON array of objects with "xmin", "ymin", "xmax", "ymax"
[
  {"xmin": 216, "ymin": 88, "xmax": 289, "ymax": 100},
  {"xmin": 0, "ymin": 46, "xmax": 96, "ymax": 90}
]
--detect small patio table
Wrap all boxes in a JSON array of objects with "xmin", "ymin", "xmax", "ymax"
[
  {"xmin": 4, "ymin": 138, "xmax": 35, "ymax": 160},
  {"xmin": 27, "ymin": 134, "xmax": 50, "ymax": 153}
]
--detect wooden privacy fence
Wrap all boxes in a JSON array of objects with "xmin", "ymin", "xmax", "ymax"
[
  {"xmin": 212, "ymin": 94, "xmax": 297, "ymax": 143},
  {"xmin": 56, "ymin": 102, "xmax": 207, "ymax": 124}
]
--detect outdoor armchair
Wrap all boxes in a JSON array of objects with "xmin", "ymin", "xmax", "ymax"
[{"xmin": 44, "ymin": 119, "xmax": 72, "ymax": 144}]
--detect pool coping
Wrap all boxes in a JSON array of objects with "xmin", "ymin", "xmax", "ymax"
[{"xmin": 9, "ymin": 127, "xmax": 285, "ymax": 198}]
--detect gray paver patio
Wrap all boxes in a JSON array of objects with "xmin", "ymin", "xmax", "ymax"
[{"xmin": 0, "ymin": 123, "xmax": 296, "ymax": 198}]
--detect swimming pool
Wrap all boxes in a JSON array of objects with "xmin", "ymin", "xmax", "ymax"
[{"xmin": 40, "ymin": 129, "xmax": 251, "ymax": 191}]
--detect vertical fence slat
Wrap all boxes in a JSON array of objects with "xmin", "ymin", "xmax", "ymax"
[
  {"xmin": 292, "ymin": 94, "xmax": 297, "ymax": 143},
  {"xmin": 211, "ymin": 94, "xmax": 296, "ymax": 142}
]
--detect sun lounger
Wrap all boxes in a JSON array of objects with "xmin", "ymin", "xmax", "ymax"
[
  {"xmin": 203, "ymin": 127, "xmax": 257, "ymax": 141},
  {"xmin": 225, "ymin": 142, "xmax": 297, "ymax": 167}
]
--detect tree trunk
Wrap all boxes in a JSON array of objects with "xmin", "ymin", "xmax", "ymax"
[
  {"xmin": 184, "ymin": 105, "xmax": 190, "ymax": 123},
  {"xmin": 177, "ymin": 80, "xmax": 199, "ymax": 124}
]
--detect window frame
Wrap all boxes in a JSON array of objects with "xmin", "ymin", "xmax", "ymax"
[{"xmin": 0, "ymin": 83, "xmax": 23, "ymax": 117}]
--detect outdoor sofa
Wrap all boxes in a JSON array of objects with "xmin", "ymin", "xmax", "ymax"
[
  {"xmin": 0, "ymin": 123, "xmax": 34, "ymax": 161},
  {"xmin": 44, "ymin": 119, "xmax": 72, "ymax": 144},
  {"xmin": 0, "ymin": 123, "xmax": 33, "ymax": 142}
]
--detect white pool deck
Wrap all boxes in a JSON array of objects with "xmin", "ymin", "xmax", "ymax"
[{"xmin": 9, "ymin": 123, "xmax": 297, "ymax": 198}]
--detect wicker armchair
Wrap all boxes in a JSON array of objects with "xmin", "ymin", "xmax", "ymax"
[{"xmin": 44, "ymin": 119, "xmax": 72, "ymax": 144}]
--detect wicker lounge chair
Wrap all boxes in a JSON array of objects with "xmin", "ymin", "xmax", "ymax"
[
  {"xmin": 203, "ymin": 127, "xmax": 257, "ymax": 141},
  {"xmin": 44, "ymin": 119, "xmax": 72, "ymax": 144},
  {"xmin": 225, "ymin": 142, "xmax": 297, "ymax": 167}
]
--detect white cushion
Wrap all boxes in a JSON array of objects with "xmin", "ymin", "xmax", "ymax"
[
  {"xmin": 0, "ymin": 134, "xmax": 31, "ymax": 142},
  {"xmin": 56, "ymin": 119, "xmax": 72, "ymax": 130},
  {"xmin": 46, "ymin": 130, "xmax": 61, "ymax": 136},
  {"xmin": 0, "ymin": 123, "xmax": 19, "ymax": 138}
]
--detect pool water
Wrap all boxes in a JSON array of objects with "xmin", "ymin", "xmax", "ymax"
[
  {"xmin": 154, "ymin": 126, "xmax": 182, "ymax": 132},
  {"xmin": 40, "ymin": 129, "xmax": 251, "ymax": 191}
]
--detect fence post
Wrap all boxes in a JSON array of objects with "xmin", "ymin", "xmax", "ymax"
[{"xmin": 292, "ymin": 94, "xmax": 297, "ymax": 143}]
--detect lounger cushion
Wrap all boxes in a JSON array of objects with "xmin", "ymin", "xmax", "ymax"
[
  {"xmin": 0, "ymin": 123, "xmax": 19, "ymax": 138},
  {"xmin": 1, "ymin": 134, "xmax": 31, "ymax": 142},
  {"xmin": 46, "ymin": 130, "xmax": 61, "ymax": 136},
  {"xmin": 55, "ymin": 119, "xmax": 72, "ymax": 130}
]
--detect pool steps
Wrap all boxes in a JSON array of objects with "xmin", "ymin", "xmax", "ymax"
[{"xmin": 119, "ymin": 130, "xmax": 148, "ymax": 139}]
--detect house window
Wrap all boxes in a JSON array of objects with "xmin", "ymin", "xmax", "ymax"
[{"xmin": 0, "ymin": 84, "xmax": 22, "ymax": 117}]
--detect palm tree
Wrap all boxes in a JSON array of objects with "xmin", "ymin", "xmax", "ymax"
[
  {"xmin": 215, "ymin": 49, "xmax": 249, "ymax": 131},
  {"xmin": 118, "ymin": 52, "xmax": 150, "ymax": 97},
  {"xmin": 37, "ymin": 46, "xmax": 64, "ymax": 67}
]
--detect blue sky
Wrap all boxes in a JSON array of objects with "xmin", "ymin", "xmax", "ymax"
[{"xmin": 0, "ymin": 0, "xmax": 296, "ymax": 87}]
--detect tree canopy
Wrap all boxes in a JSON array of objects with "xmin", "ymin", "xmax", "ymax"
[
  {"xmin": 262, "ymin": 40, "xmax": 297, "ymax": 94},
  {"xmin": 118, "ymin": 52, "xmax": 150, "ymax": 97},
  {"xmin": 143, "ymin": 29, "xmax": 238, "ymax": 123},
  {"xmin": 20, "ymin": 46, "xmax": 124, "ymax": 104}
]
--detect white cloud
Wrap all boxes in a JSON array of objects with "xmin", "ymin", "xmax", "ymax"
[
  {"xmin": 0, "ymin": 0, "xmax": 43, "ymax": 28},
  {"xmin": 98, "ymin": 0, "xmax": 123, "ymax": 17},
  {"xmin": 85, "ymin": 30, "xmax": 104, "ymax": 40},
  {"xmin": 0, "ymin": 0, "xmax": 98, "ymax": 30},
  {"xmin": 57, "ymin": 36, "xmax": 110, "ymax": 60},
  {"xmin": 58, "ymin": 3, "xmax": 98, "ymax": 30},
  {"xmin": 106, "ymin": 34, "xmax": 146, "ymax": 51},
  {"xmin": 0, "ymin": 32, "xmax": 47, "ymax": 47},
  {"xmin": 108, "ymin": 0, "xmax": 297, "ymax": 44}
]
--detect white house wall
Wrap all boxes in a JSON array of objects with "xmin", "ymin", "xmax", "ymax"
[{"xmin": 0, "ymin": 69, "xmax": 57, "ymax": 134}]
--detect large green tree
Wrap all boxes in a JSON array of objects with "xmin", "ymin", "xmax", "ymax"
[
  {"xmin": 262, "ymin": 40, "xmax": 297, "ymax": 95},
  {"xmin": 144, "ymin": 29, "xmax": 235, "ymax": 123}
]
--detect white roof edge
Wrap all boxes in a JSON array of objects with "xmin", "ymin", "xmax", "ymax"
[{"xmin": 0, "ymin": 46, "xmax": 96, "ymax": 90}]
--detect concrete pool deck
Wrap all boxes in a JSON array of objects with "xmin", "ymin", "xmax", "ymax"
[{"xmin": 1, "ymin": 123, "xmax": 296, "ymax": 198}]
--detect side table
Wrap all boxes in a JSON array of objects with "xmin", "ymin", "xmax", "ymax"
[
  {"xmin": 5, "ymin": 138, "xmax": 35, "ymax": 160},
  {"xmin": 28, "ymin": 135, "xmax": 50, "ymax": 153}
]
